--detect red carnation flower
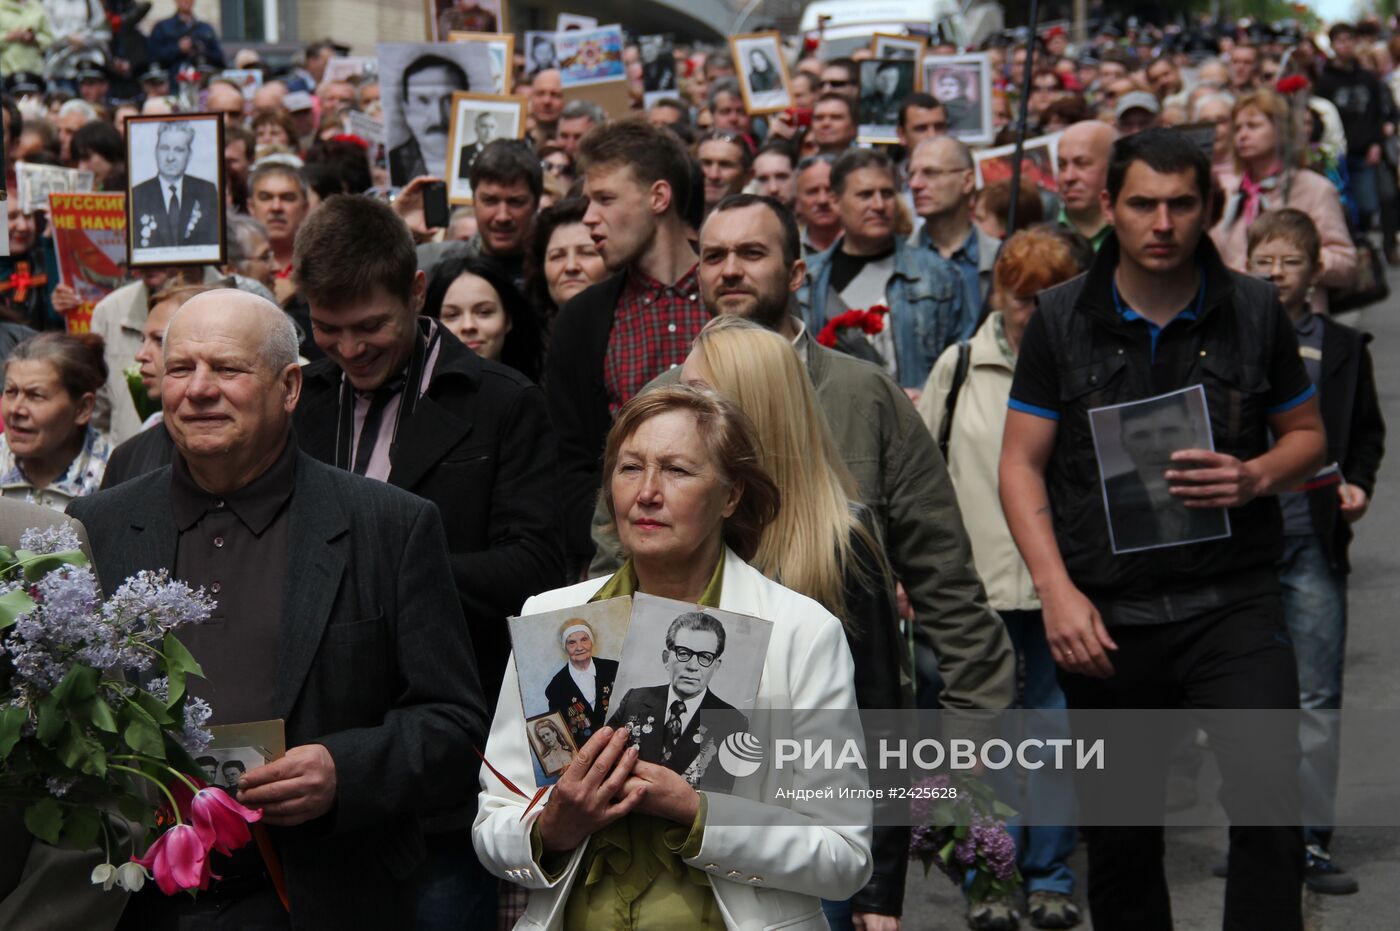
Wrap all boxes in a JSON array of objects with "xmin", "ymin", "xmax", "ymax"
[{"xmin": 1276, "ymin": 75, "xmax": 1308, "ymax": 95}]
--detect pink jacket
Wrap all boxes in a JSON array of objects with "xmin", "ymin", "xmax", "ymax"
[{"xmin": 1211, "ymin": 167, "xmax": 1358, "ymax": 314}]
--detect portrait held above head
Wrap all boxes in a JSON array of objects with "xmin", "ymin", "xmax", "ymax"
[{"xmin": 126, "ymin": 115, "xmax": 226, "ymax": 265}]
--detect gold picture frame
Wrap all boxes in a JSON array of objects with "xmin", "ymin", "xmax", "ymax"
[
  {"xmin": 449, "ymin": 31, "xmax": 516, "ymax": 95},
  {"xmin": 444, "ymin": 91, "xmax": 527, "ymax": 205}
]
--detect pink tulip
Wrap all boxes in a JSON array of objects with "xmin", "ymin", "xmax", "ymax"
[
  {"xmin": 189, "ymin": 787, "xmax": 263, "ymax": 856},
  {"xmin": 134, "ymin": 824, "xmax": 212, "ymax": 895}
]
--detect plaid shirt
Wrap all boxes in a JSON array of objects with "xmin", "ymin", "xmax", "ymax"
[{"xmin": 604, "ymin": 264, "xmax": 706, "ymax": 413}]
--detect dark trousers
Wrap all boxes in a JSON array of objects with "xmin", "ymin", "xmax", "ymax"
[
  {"xmin": 1058, "ymin": 591, "xmax": 1304, "ymax": 931},
  {"xmin": 412, "ymin": 828, "xmax": 498, "ymax": 931},
  {"xmin": 116, "ymin": 880, "xmax": 289, "ymax": 930}
]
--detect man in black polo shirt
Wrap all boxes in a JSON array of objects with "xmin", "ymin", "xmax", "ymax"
[{"xmin": 999, "ymin": 129, "xmax": 1325, "ymax": 931}]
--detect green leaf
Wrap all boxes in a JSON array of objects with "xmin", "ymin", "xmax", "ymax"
[
  {"xmin": 0, "ymin": 706, "xmax": 26, "ymax": 757},
  {"xmin": 84, "ymin": 697, "xmax": 120, "ymax": 734},
  {"xmin": 992, "ymin": 801, "xmax": 1018, "ymax": 819},
  {"xmin": 35, "ymin": 698, "xmax": 64, "ymax": 746},
  {"xmin": 968, "ymin": 870, "xmax": 991, "ymax": 903},
  {"xmin": 16, "ymin": 548, "xmax": 87, "ymax": 581},
  {"xmin": 23, "ymin": 797, "xmax": 63, "ymax": 845},
  {"xmin": 51, "ymin": 665, "xmax": 98, "ymax": 706},
  {"xmin": 938, "ymin": 839, "xmax": 955, "ymax": 863},
  {"xmin": 131, "ymin": 690, "xmax": 173, "ymax": 726},
  {"xmin": 122, "ymin": 705, "xmax": 164, "ymax": 758},
  {"xmin": 0, "ymin": 587, "xmax": 36, "ymax": 631},
  {"xmin": 59, "ymin": 804, "xmax": 101, "ymax": 850},
  {"xmin": 160, "ymin": 633, "xmax": 203, "ymax": 707}
]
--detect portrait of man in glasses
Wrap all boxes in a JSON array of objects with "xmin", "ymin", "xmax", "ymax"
[{"xmin": 609, "ymin": 611, "xmax": 748, "ymax": 788}]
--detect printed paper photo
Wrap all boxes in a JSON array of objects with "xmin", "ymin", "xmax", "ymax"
[
  {"xmin": 379, "ymin": 42, "xmax": 496, "ymax": 185},
  {"xmin": 924, "ymin": 53, "xmax": 995, "ymax": 146},
  {"xmin": 554, "ymin": 24, "xmax": 625, "ymax": 88},
  {"xmin": 124, "ymin": 114, "xmax": 225, "ymax": 267}
]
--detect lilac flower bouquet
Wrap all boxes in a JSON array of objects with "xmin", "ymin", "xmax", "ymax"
[
  {"xmin": 0, "ymin": 524, "xmax": 229, "ymax": 892},
  {"xmin": 908, "ymin": 773, "xmax": 1022, "ymax": 903}
]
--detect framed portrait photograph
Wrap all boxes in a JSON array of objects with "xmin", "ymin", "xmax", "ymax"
[
  {"xmin": 526, "ymin": 711, "xmax": 580, "ymax": 778},
  {"xmin": 973, "ymin": 131, "xmax": 1060, "ymax": 193},
  {"xmin": 508, "ymin": 597, "xmax": 633, "ymax": 785},
  {"xmin": 924, "ymin": 52, "xmax": 995, "ymax": 146},
  {"xmin": 871, "ymin": 33, "xmax": 927, "ymax": 72},
  {"xmin": 554, "ymin": 24, "xmax": 626, "ymax": 88},
  {"xmin": 523, "ymin": 31, "xmax": 559, "ymax": 78},
  {"xmin": 124, "ymin": 113, "xmax": 225, "ymax": 267},
  {"xmin": 378, "ymin": 42, "xmax": 497, "ymax": 186},
  {"xmin": 729, "ymin": 31, "xmax": 792, "ymax": 115},
  {"xmin": 445, "ymin": 92, "xmax": 526, "ymax": 204},
  {"xmin": 424, "ymin": 0, "xmax": 505, "ymax": 41},
  {"xmin": 1088, "ymin": 385, "xmax": 1231, "ymax": 554},
  {"xmin": 639, "ymin": 34, "xmax": 677, "ymax": 93},
  {"xmin": 449, "ymin": 31, "xmax": 515, "ymax": 94},
  {"xmin": 858, "ymin": 58, "xmax": 916, "ymax": 143},
  {"xmin": 556, "ymin": 13, "xmax": 598, "ymax": 32},
  {"xmin": 606, "ymin": 593, "xmax": 772, "ymax": 791}
]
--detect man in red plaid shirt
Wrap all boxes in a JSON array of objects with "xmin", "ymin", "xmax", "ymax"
[{"xmin": 545, "ymin": 121, "xmax": 709, "ymax": 574}]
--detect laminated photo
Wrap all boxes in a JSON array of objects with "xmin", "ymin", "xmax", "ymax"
[
  {"xmin": 606, "ymin": 593, "xmax": 771, "ymax": 792},
  {"xmin": 924, "ymin": 52, "xmax": 995, "ymax": 146},
  {"xmin": 1088, "ymin": 385, "xmax": 1232, "ymax": 554},
  {"xmin": 508, "ymin": 596, "xmax": 632, "ymax": 785}
]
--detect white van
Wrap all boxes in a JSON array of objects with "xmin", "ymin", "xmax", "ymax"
[{"xmin": 797, "ymin": 0, "xmax": 1005, "ymax": 57}]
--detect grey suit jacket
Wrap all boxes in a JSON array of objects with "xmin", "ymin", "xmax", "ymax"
[
  {"xmin": 68, "ymin": 449, "xmax": 489, "ymax": 927},
  {"xmin": 0, "ymin": 502, "xmax": 126, "ymax": 931}
]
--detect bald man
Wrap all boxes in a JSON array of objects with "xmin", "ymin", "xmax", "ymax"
[
  {"xmin": 69, "ymin": 290, "xmax": 487, "ymax": 929},
  {"xmin": 1055, "ymin": 120, "xmax": 1118, "ymax": 249},
  {"xmin": 529, "ymin": 69, "xmax": 564, "ymax": 145},
  {"xmin": 909, "ymin": 135, "xmax": 999, "ymax": 313}
]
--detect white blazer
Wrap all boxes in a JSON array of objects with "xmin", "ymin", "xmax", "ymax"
[{"xmin": 472, "ymin": 547, "xmax": 874, "ymax": 930}]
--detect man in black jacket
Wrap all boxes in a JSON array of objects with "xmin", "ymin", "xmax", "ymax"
[
  {"xmin": 70, "ymin": 290, "xmax": 487, "ymax": 929},
  {"xmin": 546, "ymin": 120, "xmax": 707, "ymax": 573},
  {"xmin": 290, "ymin": 194, "xmax": 563, "ymax": 929},
  {"xmin": 1314, "ymin": 22, "xmax": 1393, "ymax": 239},
  {"xmin": 1000, "ymin": 129, "xmax": 1326, "ymax": 931}
]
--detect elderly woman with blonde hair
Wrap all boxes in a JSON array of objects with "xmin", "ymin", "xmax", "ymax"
[{"xmin": 474, "ymin": 385, "xmax": 871, "ymax": 930}]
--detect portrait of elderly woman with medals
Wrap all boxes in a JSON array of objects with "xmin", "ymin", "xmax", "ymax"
[{"xmin": 545, "ymin": 617, "xmax": 619, "ymax": 745}]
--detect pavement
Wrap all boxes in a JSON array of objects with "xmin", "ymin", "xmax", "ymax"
[{"xmin": 899, "ymin": 273, "xmax": 1400, "ymax": 930}]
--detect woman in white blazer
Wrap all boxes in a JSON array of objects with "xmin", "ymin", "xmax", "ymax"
[{"xmin": 473, "ymin": 385, "xmax": 873, "ymax": 930}]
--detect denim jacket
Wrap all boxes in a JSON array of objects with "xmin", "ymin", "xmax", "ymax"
[{"xmin": 797, "ymin": 235, "xmax": 973, "ymax": 389}]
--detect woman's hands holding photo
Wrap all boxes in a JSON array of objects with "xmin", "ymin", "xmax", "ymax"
[{"xmin": 536, "ymin": 726, "xmax": 647, "ymax": 852}]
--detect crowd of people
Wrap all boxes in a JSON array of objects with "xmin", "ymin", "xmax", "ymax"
[{"xmin": 0, "ymin": 3, "xmax": 1394, "ymax": 931}]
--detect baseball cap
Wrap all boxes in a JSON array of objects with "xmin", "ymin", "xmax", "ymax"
[
  {"xmin": 1114, "ymin": 91, "xmax": 1161, "ymax": 120},
  {"xmin": 283, "ymin": 90, "xmax": 314, "ymax": 112}
]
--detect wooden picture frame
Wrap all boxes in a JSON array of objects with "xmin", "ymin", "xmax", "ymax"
[
  {"xmin": 124, "ymin": 113, "xmax": 225, "ymax": 268},
  {"xmin": 449, "ymin": 31, "xmax": 516, "ymax": 95},
  {"xmin": 871, "ymin": 33, "xmax": 928, "ymax": 89},
  {"xmin": 729, "ymin": 31, "xmax": 792, "ymax": 116},
  {"xmin": 444, "ymin": 92, "xmax": 527, "ymax": 205},
  {"xmin": 424, "ymin": 0, "xmax": 506, "ymax": 41}
]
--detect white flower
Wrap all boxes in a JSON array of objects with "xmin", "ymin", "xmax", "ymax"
[
  {"xmin": 115, "ymin": 861, "xmax": 149, "ymax": 892},
  {"xmin": 90, "ymin": 862, "xmax": 116, "ymax": 891}
]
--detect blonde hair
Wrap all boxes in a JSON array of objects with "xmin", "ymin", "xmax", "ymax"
[
  {"xmin": 689, "ymin": 316, "xmax": 881, "ymax": 622},
  {"xmin": 1229, "ymin": 88, "xmax": 1303, "ymax": 173}
]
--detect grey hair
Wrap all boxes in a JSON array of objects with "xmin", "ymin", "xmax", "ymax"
[
  {"xmin": 560, "ymin": 99, "xmax": 606, "ymax": 124},
  {"xmin": 707, "ymin": 77, "xmax": 742, "ymax": 111},
  {"xmin": 1192, "ymin": 91, "xmax": 1236, "ymax": 121},
  {"xmin": 226, "ymin": 214, "xmax": 270, "ymax": 263},
  {"xmin": 57, "ymin": 99, "xmax": 97, "ymax": 122},
  {"xmin": 157, "ymin": 120, "xmax": 197, "ymax": 146},
  {"xmin": 248, "ymin": 161, "xmax": 309, "ymax": 198}
]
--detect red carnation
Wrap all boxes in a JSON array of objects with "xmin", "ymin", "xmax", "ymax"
[{"xmin": 1276, "ymin": 75, "xmax": 1308, "ymax": 95}]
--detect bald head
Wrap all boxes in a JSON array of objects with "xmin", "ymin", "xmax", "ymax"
[
  {"xmin": 913, "ymin": 134, "xmax": 974, "ymax": 170},
  {"xmin": 163, "ymin": 289, "xmax": 303, "ymax": 493},
  {"xmin": 166, "ymin": 289, "xmax": 299, "ymax": 373},
  {"xmin": 1057, "ymin": 121, "xmax": 1119, "ymax": 220}
]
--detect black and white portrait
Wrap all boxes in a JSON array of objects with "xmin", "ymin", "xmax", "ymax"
[
  {"xmin": 730, "ymin": 32, "xmax": 791, "ymax": 115},
  {"xmin": 194, "ymin": 746, "xmax": 265, "ymax": 795},
  {"xmin": 125, "ymin": 113, "xmax": 225, "ymax": 267},
  {"xmin": 379, "ymin": 42, "xmax": 495, "ymax": 186},
  {"xmin": 445, "ymin": 92, "xmax": 525, "ymax": 204},
  {"xmin": 859, "ymin": 59, "xmax": 916, "ymax": 143},
  {"xmin": 871, "ymin": 33, "xmax": 926, "ymax": 64},
  {"xmin": 526, "ymin": 712, "xmax": 579, "ymax": 777},
  {"xmin": 607, "ymin": 594, "xmax": 771, "ymax": 790},
  {"xmin": 924, "ymin": 53, "xmax": 995, "ymax": 146},
  {"xmin": 640, "ymin": 35, "xmax": 676, "ymax": 93},
  {"xmin": 1089, "ymin": 385, "xmax": 1231, "ymax": 554},
  {"xmin": 508, "ymin": 596, "xmax": 632, "ymax": 785},
  {"xmin": 525, "ymin": 31, "xmax": 558, "ymax": 77}
]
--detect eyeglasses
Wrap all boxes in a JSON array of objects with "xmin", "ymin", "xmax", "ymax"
[
  {"xmin": 668, "ymin": 646, "xmax": 719, "ymax": 667},
  {"xmin": 1248, "ymin": 256, "xmax": 1309, "ymax": 271},
  {"xmin": 541, "ymin": 159, "xmax": 573, "ymax": 177},
  {"xmin": 820, "ymin": 78, "xmax": 852, "ymax": 89},
  {"xmin": 916, "ymin": 167, "xmax": 973, "ymax": 178}
]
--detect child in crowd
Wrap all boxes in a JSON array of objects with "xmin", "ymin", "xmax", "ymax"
[{"xmin": 1245, "ymin": 208, "xmax": 1385, "ymax": 895}]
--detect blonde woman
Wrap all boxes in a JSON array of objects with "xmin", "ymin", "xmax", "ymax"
[
  {"xmin": 680, "ymin": 314, "xmax": 908, "ymax": 931},
  {"xmin": 1210, "ymin": 88, "xmax": 1356, "ymax": 313}
]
